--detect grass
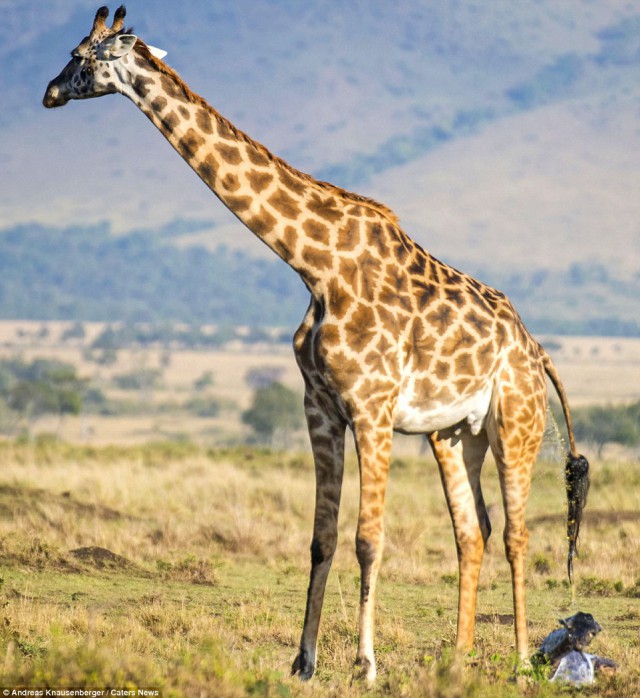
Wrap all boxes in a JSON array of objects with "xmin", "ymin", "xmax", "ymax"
[{"xmin": 0, "ymin": 441, "xmax": 638, "ymax": 696}]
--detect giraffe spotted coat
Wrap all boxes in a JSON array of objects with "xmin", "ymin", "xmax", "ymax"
[{"xmin": 44, "ymin": 6, "xmax": 590, "ymax": 683}]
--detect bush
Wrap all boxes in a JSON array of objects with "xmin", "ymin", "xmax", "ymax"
[{"xmin": 242, "ymin": 382, "xmax": 303, "ymax": 446}]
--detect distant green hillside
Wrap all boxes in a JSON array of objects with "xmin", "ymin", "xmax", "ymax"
[
  {"xmin": 0, "ymin": 222, "xmax": 637, "ymax": 335},
  {"xmin": 0, "ymin": 223, "xmax": 307, "ymax": 327}
]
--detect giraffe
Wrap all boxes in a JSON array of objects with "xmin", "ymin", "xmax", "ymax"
[{"xmin": 44, "ymin": 6, "xmax": 590, "ymax": 682}]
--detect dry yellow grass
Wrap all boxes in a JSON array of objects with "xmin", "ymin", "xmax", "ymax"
[{"xmin": 0, "ymin": 441, "xmax": 638, "ymax": 695}]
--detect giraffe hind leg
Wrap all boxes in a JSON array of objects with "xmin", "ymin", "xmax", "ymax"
[
  {"xmin": 488, "ymin": 393, "xmax": 545, "ymax": 660},
  {"xmin": 428, "ymin": 427, "xmax": 490, "ymax": 653}
]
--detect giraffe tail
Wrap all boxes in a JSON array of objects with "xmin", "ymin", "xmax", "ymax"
[{"xmin": 541, "ymin": 350, "xmax": 590, "ymax": 583}]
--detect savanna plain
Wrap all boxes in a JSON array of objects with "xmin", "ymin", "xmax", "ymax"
[{"xmin": 0, "ymin": 324, "xmax": 639, "ymax": 697}]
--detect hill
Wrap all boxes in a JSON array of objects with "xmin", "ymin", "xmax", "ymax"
[
  {"xmin": 0, "ymin": 1, "xmax": 638, "ymax": 331},
  {"xmin": 0, "ymin": 220, "xmax": 638, "ymax": 335}
]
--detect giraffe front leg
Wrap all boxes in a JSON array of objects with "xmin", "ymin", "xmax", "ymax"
[
  {"xmin": 496, "ymin": 459, "xmax": 532, "ymax": 660},
  {"xmin": 292, "ymin": 396, "xmax": 346, "ymax": 681},
  {"xmin": 352, "ymin": 415, "xmax": 393, "ymax": 683},
  {"xmin": 428, "ymin": 428, "xmax": 490, "ymax": 654}
]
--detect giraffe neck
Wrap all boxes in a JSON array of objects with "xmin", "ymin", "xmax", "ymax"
[{"xmin": 116, "ymin": 43, "xmax": 358, "ymax": 290}]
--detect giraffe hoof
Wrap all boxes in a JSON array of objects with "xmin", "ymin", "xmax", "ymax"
[
  {"xmin": 352, "ymin": 656, "xmax": 376, "ymax": 683},
  {"xmin": 291, "ymin": 650, "xmax": 314, "ymax": 681}
]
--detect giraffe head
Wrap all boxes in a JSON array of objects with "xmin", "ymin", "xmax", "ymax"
[{"xmin": 43, "ymin": 6, "xmax": 164, "ymax": 108}]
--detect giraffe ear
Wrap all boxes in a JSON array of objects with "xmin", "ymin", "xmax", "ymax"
[{"xmin": 102, "ymin": 34, "xmax": 138, "ymax": 59}]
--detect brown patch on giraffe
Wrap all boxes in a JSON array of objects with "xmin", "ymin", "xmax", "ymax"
[
  {"xmin": 414, "ymin": 376, "xmax": 436, "ymax": 398},
  {"xmin": 224, "ymin": 194, "xmax": 252, "ymax": 212},
  {"xmin": 132, "ymin": 74, "xmax": 154, "ymax": 99},
  {"xmin": 216, "ymin": 118, "xmax": 236, "ymax": 141},
  {"xmin": 434, "ymin": 360, "xmax": 450, "ymax": 381},
  {"xmin": 246, "ymin": 170, "xmax": 274, "ymax": 194},
  {"xmin": 376, "ymin": 334, "xmax": 392, "ymax": 356},
  {"xmin": 338, "ymin": 257, "xmax": 358, "ymax": 290},
  {"xmin": 435, "ymin": 385, "xmax": 454, "ymax": 403},
  {"xmin": 506, "ymin": 432, "xmax": 524, "ymax": 452},
  {"xmin": 513, "ymin": 369, "xmax": 533, "ymax": 395},
  {"xmin": 427, "ymin": 303, "xmax": 454, "ymax": 334},
  {"xmin": 366, "ymin": 222, "xmax": 389, "ymax": 257},
  {"xmin": 160, "ymin": 111, "xmax": 180, "ymax": 132},
  {"xmin": 476, "ymin": 341, "xmax": 495, "ymax": 374},
  {"xmin": 246, "ymin": 146, "xmax": 270, "ymax": 167},
  {"xmin": 454, "ymin": 378, "xmax": 472, "ymax": 394},
  {"xmin": 359, "ymin": 256, "xmax": 383, "ymax": 300},
  {"xmin": 481, "ymin": 292, "xmax": 500, "ymax": 310},
  {"xmin": 272, "ymin": 239, "xmax": 293, "ymax": 262},
  {"xmin": 384, "ymin": 265, "xmax": 410, "ymax": 297},
  {"xmin": 303, "ymin": 219, "xmax": 330, "ymax": 245},
  {"xmin": 329, "ymin": 351, "xmax": 360, "ymax": 391},
  {"xmin": 502, "ymin": 391, "xmax": 525, "ymax": 417},
  {"xmin": 376, "ymin": 304, "xmax": 399, "ymax": 334},
  {"xmin": 215, "ymin": 142, "xmax": 243, "ymax": 165},
  {"xmin": 269, "ymin": 189, "xmax": 301, "ymax": 220},
  {"xmin": 151, "ymin": 96, "xmax": 167, "ymax": 112},
  {"xmin": 408, "ymin": 252, "xmax": 426, "ymax": 276},
  {"xmin": 221, "ymin": 173, "xmax": 241, "ymax": 193},
  {"xmin": 178, "ymin": 128, "xmax": 205, "ymax": 160},
  {"xmin": 160, "ymin": 75, "xmax": 189, "ymax": 103},
  {"xmin": 465, "ymin": 308, "xmax": 492, "ymax": 339},
  {"xmin": 392, "ymin": 239, "xmax": 411, "ymax": 265},
  {"xmin": 308, "ymin": 192, "xmax": 344, "ymax": 223},
  {"xmin": 336, "ymin": 219, "xmax": 360, "ymax": 251},
  {"xmin": 319, "ymin": 323, "xmax": 341, "ymax": 348},
  {"xmin": 345, "ymin": 304, "xmax": 377, "ymax": 352},
  {"xmin": 508, "ymin": 346, "xmax": 529, "ymax": 371},
  {"xmin": 197, "ymin": 154, "xmax": 219, "ymax": 184},
  {"xmin": 133, "ymin": 53, "xmax": 148, "ymax": 69},
  {"xmin": 178, "ymin": 106, "xmax": 190, "ymax": 120},
  {"xmin": 380, "ymin": 264, "xmax": 413, "ymax": 313},
  {"xmin": 279, "ymin": 169, "xmax": 307, "ymax": 196},
  {"xmin": 283, "ymin": 225, "xmax": 298, "ymax": 250},
  {"xmin": 414, "ymin": 280, "xmax": 439, "ymax": 308},
  {"xmin": 445, "ymin": 286, "xmax": 466, "ymax": 308},
  {"xmin": 495, "ymin": 322, "xmax": 508, "ymax": 348},
  {"xmin": 442, "ymin": 266, "xmax": 463, "ymax": 286},
  {"xmin": 348, "ymin": 205, "xmax": 363, "ymax": 217},
  {"xmin": 247, "ymin": 207, "xmax": 277, "ymax": 237},
  {"xmin": 410, "ymin": 318, "xmax": 437, "ymax": 371},
  {"xmin": 301, "ymin": 246, "xmax": 333, "ymax": 271},
  {"xmin": 455, "ymin": 352, "xmax": 476, "ymax": 376},
  {"xmin": 442, "ymin": 325, "xmax": 476, "ymax": 356},
  {"xmin": 195, "ymin": 107, "xmax": 213, "ymax": 134},
  {"xmin": 364, "ymin": 350, "xmax": 386, "ymax": 374},
  {"xmin": 327, "ymin": 279, "xmax": 353, "ymax": 320}
]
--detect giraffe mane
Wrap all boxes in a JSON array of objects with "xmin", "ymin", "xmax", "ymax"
[{"xmin": 133, "ymin": 41, "xmax": 400, "ymax": 227}]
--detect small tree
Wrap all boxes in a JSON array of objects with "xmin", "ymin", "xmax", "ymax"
[
  {"xmin": 242, "ymin": 381, "xmax": 303, "ymax": 447},
  {"xmin": 4, "ymin": 360, "xmax": 85, "ymax": 436}
]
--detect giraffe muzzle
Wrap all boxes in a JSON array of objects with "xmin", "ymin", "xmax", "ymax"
[{"xmin": 43, "ymin": 82, "xmax": 69, "ymax": 108}]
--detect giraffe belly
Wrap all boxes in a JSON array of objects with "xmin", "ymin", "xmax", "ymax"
[{"xmin": 393, "ymin": 383, "xmax": 493, "ymax": 435}]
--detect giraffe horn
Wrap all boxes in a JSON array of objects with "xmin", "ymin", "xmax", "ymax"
[
  {"xmin": 111, "ymin": 5, "xmax": 127, "ymax": 32},
  {"xmin": 91, "ymin": 6, "xmax": 110, "ymax": 36}
]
